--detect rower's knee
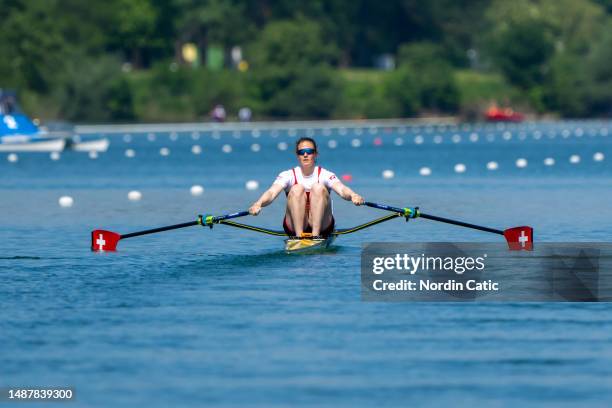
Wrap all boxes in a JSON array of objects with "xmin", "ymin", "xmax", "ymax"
[
  {"xmin": 288, "ymin": 184, "xmax": 305, "ymax": 199},
  {"xmin": 310, "ymin": 183, "xmax": 328, "ymax": 197}
]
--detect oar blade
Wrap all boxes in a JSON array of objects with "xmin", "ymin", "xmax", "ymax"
[
  {"xmin": 503, "ymin": 226, "xmax": 534, "ymax": 251},
  {"xmin": 91, "ymin": 230, "xmax": 121, "ymax": 252}
]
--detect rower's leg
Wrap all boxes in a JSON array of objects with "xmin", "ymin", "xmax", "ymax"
[
  {"xmin": 286, "ymin": 184, "xmax": 307, "ymax": 236},
  {"xmin": 309, "ymin": 183, "xmax": 332, "ymax": 236}
]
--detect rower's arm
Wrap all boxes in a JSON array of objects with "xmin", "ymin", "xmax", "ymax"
[
  {"xmin": 331, "ymin": 182, "xmax": 364, "ymax": 205},
  {"xmin": 249, "ymin": 183, "xmax": 284, "ymax": 215}
]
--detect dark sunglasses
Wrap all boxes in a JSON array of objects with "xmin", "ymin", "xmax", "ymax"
[{"xmin": 297, "ymin": 148, "xmax": 316, "ymax": 156}]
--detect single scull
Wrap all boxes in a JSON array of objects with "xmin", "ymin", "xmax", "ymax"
[{"xmin": 91, "ymin": 202, "xmax": 533, "ymax": 253}]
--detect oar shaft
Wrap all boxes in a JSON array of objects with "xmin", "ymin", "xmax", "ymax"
[
  {"xmin": 121, "ymin": 221, "xmax": 200, "ymax": 239},
  {"xmin": 366, "ymin": 201, "xmax": 504, "ymax": 235},
  {"xmin": 419, "ymin": 213, "xmax": 504, "ymax": 235},
  {"xmin": 121, "ymin": 211, "xmax": 250, "ymax": 240}
]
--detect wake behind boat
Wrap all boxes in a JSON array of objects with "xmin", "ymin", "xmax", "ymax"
[{"xmin": 91, "ymin": 202, "xmax": 534, "ymax": 253}]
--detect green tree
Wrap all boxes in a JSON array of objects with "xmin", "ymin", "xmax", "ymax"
[
  {"xmin": 249, "ymin": 18, "xmax": 341, "ymax": 118},
  {"xmin": 395, "ymin": 42, "xmax": 460, "ymax": 113}
]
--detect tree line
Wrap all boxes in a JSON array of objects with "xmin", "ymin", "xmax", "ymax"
[{"xmin": 1, "ymin": 0, "xmax": 610, "ymax": 122}]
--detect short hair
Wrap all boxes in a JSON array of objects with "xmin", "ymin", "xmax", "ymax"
[{"xmin": 295, "ymin": 137, "xmax": 317, "ymax": 153}]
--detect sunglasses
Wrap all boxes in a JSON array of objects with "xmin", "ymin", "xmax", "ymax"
[{"xmin": 297, "ymin": 148, "xmax": 316, "ymax": 156}]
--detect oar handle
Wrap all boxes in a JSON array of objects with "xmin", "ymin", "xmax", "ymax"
[
  {"xmin": 364, "ymin": 202, "xmax": 419, "ymax": 218},
  {"xmin": 200, "ymin": 211, "xmax": 250, "ymax": 226}
]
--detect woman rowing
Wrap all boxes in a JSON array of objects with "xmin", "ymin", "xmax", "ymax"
[{"xmin": 248, "ymin": 137, "xmax": 365, "ymax": 238}]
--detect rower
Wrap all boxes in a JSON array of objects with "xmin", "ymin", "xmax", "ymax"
[{"xmin": 248, "ymin": 137, "xmax": 365, "ymax": 238}]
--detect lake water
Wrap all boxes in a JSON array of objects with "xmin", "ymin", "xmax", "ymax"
[{"xmin": 1, "ymin": 120, "xmax": 611, "ymax": 407}]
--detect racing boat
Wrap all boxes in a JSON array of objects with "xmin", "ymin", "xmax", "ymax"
[{"xmin": 91, "ymin": 202, "xmax": 534, "ymax": 253}]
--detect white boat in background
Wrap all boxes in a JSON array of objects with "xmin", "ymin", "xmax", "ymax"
[
  {"xmin": 67, "ymin": 137, "xmax": 110, "ymax": 152},
  {"xmin": 0, "ymin": 136, "xmax": 66, "ymax": 152},
  {"xmin": 1, "ymin": 89, "xmax": 109, "ymax": 153}
]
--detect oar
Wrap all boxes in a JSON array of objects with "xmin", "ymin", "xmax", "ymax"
[
  {"xmin": 364, "ymin": 202, "xmax": 533, "ymax": 251},
  {"xmin": 91, "ymin": 211, "xmax": 250, "ymax": 252}
]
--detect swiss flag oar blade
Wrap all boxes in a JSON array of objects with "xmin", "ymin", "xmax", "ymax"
[
  {"xmin": 503, "ymin": 226, "xmax": 534, "ymax": 251},
  {"xmin": 91, "ymin": 230, "xmax": 121, "ymax": 252}
]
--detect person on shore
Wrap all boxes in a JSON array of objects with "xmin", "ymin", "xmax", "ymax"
[{"xmin": 248, "ymin": 137, "xmax": 364, "ymax": 238}]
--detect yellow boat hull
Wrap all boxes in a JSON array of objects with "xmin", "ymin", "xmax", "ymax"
[{"xmin": 284, "ymin": 236, "xmax": 335, "ymax": 253}]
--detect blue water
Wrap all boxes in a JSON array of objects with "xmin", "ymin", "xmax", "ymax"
[{"xmin": 1, "ymin": 120, "xmax": 612, "ymax": 407}]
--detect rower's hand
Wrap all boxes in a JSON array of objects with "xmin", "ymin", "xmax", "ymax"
[
  {"xmin": 351, "ymin": 193, "xmax": 364, "ymax": 206},
  {"xmin": 249, "ymin": 203, "xmax": 262, "ymax": 215}
]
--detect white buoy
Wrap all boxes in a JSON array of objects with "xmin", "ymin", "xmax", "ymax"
[
  {"xmin": 533, "ymin": 131, "xmax": 542, "ymax": 140},
  {"xmin": 419, "ymin": 167, "xmax": 432, "ymax": 176},
  {"xmin": 469, "ymin": 133, "xmax": 479, "ymax": 142},
  {"xmin": 50, "ymin": 152, "xmax": 61, "ymax": 161},
  {"xmin": 369, "ymin": 127, "xmax": 378, "ymax": 135},
  {"xmin": 222, "ymin": 144, "xmax": 232, "ymax": 153},
  {"xmin": 123, "ymin": 134, "xmax": 132, "ymax": 143},
  {"xmin": 288, "ymin": 129, "xmax": 297, "ymax": 137},
  {"xmin": 433, "ymin": 135, "xmax": 443, "ymax": 144},
  {"xmin": 245, "ymin": 180, "xmax": 259, "ymax": 190},
  {"xmin": 328, "ymin": 140, "xmax": 337, "ymax": 149},
  {"xmin": 593, "ymin": 152, "xmax": 605, "ymax": 162},
  {"xmin": 451, "ymin": 134, "xmax": 461, "ymax": 143},
  {"xmin": 486, "ymin": 161, "xmax": 499, "ymax": 171},
  {"xmin": 601, "ymin": 128, "xmax": 609, "ymax": 136},
  {"xmin": 575, "ymin": 128, "xmax": 584, "ymax": 137},
  {"xmin": 169, "ymin": 132, "xmax": 178, "ymax": 141},
  {"xmin": 7, "ymin": 153, "xmax": 18, "ymax": 163},
  {"xmin": 233, "ymin": 131, "xmax": 241, "ymax": 139},
  {"xmin": 569, "ymin": 154, "xmax": 581, "ymax": 164},
  {"xmin": 544, "ymin": 157, "xmax": 555, "ymax": 166},
  {"xmin": 191, "ymin": 145, "xmax": 202, "ymax": 155},
  {"xmin": 516, "ymin": 158, "xmax": 528, "ymax": 168},
  {"xmin": 88, "ymin": 151, "xmax": 98, "ymax": 159},
  {"xmin": 454, "ymin": 163, "xmax": 466, "ymax": 173},
  {"xmin": 191, "ymin": 132, "xmax": 200, "ymax": 140},
  {"xmin": 159, "ymin": 147, "xmax": 170, "ymax": 156},
  {"xmin": 414, "ymin": 135, "xmax": 424, "ymax": 145},
  {"xmin": 251, "ymin": 143, "xmax": 261, "ymax": 152},
  {"xmin": 58, "ymin": 196, "xmax": 74, "ymax": 208},
  {"xmin": 252, "ymin": 129, "xmax": 261, "ymax": 138},
  {"xmin": 212, "ymin": 131, "xmax": 221, "ymax": 140},
  {"xmin": 147, "ymin": 133, "xmax": 155, "ymax": 142},
  {"xmin": 277, "ymin": 142, "xmax": 288, "ymax": 151},
  {"xmin": 125, "ymin": 149, "xmax": 135, "ymax": 158},
  {"xmin": 355, "ymin": 128, "xmax": 363, "ymax": 135},
  {"xmin": 502, "ymin": 131, "xmax": 512, "ymax": 140},
  {"xmin": 394, "ymin": 137, "xmax": 404, "ymax": 146},
  {"xmin": 128, "ymin": 191, "xmax": 142, "ymax": 201},
  {"xmin": 382, "ymin": 169, "xmax": 395, "ymax": 179},
  {"xmin": 190, "ymin": 185, "xmax": 204, "ymax": 196},
  {"xmin": 351, "ymin": 138, "xmax": 362, "ymax": 148}
]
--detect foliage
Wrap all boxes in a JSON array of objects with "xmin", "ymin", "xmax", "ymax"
[
  {"xmin": 248, "ymin": 19, "xmax": 341, "ymax": 118},
  {"xmin": 53, "ymin": 53, "xmax": 135, "ymax": 121},
  {"xmin": 0, "ymin": 0, "xmax": 609, "ymax": 121}
]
